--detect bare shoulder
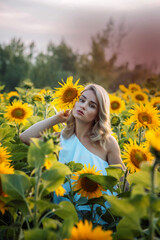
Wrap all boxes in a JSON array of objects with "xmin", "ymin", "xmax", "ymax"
[
  {"xmin": 106, "ymin": 134, "xmax": 120, "ymax": 152},
  {"xmin": 106, "ymin": 134, "xmax": 126, "ymax": 170}
]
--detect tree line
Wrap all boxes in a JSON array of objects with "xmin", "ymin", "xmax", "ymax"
[{"xmin": 0, "ymin": 20, "xmax": 159, "ymax": 92}]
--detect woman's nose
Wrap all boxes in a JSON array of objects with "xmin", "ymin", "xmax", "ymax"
[{"xmin": 81, "ymin": 102, "xmax": 87, "ymax": 109}]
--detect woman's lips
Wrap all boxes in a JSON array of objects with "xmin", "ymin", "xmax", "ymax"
[{"xmin": 77, "ymin": 110, "xmax": 84, "ymax": 115}]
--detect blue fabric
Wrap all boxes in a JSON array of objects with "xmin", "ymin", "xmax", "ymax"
[{"xmin": 53, "ymin": 134, "xmax": 113, "ymax": 222}]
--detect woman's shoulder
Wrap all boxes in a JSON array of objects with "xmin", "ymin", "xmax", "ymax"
[
  {"xmin": 106, "ymin": 134, "xmax": 117, "ymax": 143},
  {"xmin": 105, "ymin": 134, "xmax": 120, "ymax": 151}
]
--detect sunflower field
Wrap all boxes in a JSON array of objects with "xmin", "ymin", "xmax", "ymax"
[{"xmin": 0, "ymin": 77, "xmax": 160, "ymax": 240}]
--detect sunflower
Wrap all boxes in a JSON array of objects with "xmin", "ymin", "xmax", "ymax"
[
  {"xmin": 64, "ymin": 220, "xmax": 113, "ymax": 240},
  {"xmin": 128, "ymin": 83, "xmax": 141, "ymax": 93},
  {"xmin": 39, "ymin": 89, "xmax": 51, "ymax": 95},
  {"xmin": 53, "ymin": 124, "xmax": 61, "ymax": 132},
  {"xmin": 6, "ymin": 91, "xmax": 19, "ymax": 100},
  {"xmin": 111, "ymin": 115, "xmax": 121, "ymax": 126},
  {"xmin": 119, "ymin": 84, "xmax": 128, "ymax": 93},
  {"xmin": 32, "ymin": 94, "xmax": 44, "ymax": 102},
  {"xmin": 0, "ymin": 162, "xmax": 14, "ymax": 196},
  {"xmin": 122, "ymin": 139, "xmax": 153, "ymax": 173},
  {"xmin": 155, "ymin": 91, "xmax": 160, "ymax": 97},
  {"xmin": 53, "ymin": 76, "xmax": 84, "ymax": 111},
  {"xmin": 4, "ymin": 101, "xmax": 33, "ymax": 125},
  {"xmin": 0, "ymin": 162, "xmax": 14, "ymax": 174},
  {"xmin": 122, "ymin": 91, "xmax": 132, "ymax": 102},
  {"xmin": 0, "ymin": 146, "xmax": 11, "ymax": 164},
  {"xmin": 55, "ymin": 185, "xmax": 66, "ymax": 197},
  {"xmin": 142, "ymin": 88, "xmax": 150, "ymax": 94},
  {"xmin": 150, "ymin": 97, "xmax": 160, "ymax": 110},
  {"xmin": 72, "ymin": 164, "xmax": 105, "ymax": 199},
  {"xmin": 124, "ymin": 103, "xmax": 160, "ymax": 131},
  {"xmin": 131, "ymin": 91, "xmax": 148, "ymax": 104},
  {"xmin": 109, "ymin": 95, "xmax": 125, "ymax": 114},
  {"xmin": 145, "ymin": 129, "xmax": 160, "ymax": 152}
]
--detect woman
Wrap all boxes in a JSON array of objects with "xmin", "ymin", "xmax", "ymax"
[{"xmin": 20, "ymin": 84, "xmax": 126, "ymax": 221}]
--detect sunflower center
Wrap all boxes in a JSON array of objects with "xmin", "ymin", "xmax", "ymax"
[
  {"xmin": 130, "ymin": 149, "xmax": 147, "ymax": 168},
  {"xmin": 153, "ymin": 102, "xmax": 160, "ymax": 109},
  {"xmin": 138, "ymin": 112, "xmax": 152, "ymax": 124},
  {"xmin": 136, "ymin": 94, "xmax": 144, "ymax": 101},
  {"xmin": 111, "ymin": 101, "xmax": 120, "ymax": 110},
  {"xmin": 131, "ymin": 87, "xmax": 138, "ymax": 92},
  {"xmin": 62, "ymin": 88, "xmax": 78, "ymax": 103},
  {"xmin": 81, "ymin": 177, "xmax": 98, "ymax": 192},
  {"xmin": 11, "ymin": 108, "xmax": 25, "ymax": 119}
]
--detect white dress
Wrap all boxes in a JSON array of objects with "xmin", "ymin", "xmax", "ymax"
[{"xmin": 53, "ymin": 133, "xmax": 112, "ymax": 215}]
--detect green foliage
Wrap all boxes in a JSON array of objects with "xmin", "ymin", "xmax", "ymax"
[{"xmin": 1, "ymin": 172, "xmax": 31, "ymax": 200}]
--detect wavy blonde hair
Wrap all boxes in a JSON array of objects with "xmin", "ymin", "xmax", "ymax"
[{"xmin": 62, "ymin": 84, "xmax": 111, "ymax": 149}]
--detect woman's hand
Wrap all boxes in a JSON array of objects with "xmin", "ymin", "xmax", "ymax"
[{"xmin": 57, "ymin": 110, "xmax": 71, "ymax": 123}]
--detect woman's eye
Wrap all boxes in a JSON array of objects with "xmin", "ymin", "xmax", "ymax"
[
  {"xmin": 89, "ymin": 104, "xmax": 96, "ymax": 108},
  {"xmin": 79, "ymin": 98, "xmax": 84, "ymax": 102}
]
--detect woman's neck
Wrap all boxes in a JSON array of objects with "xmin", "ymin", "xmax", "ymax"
[{"xmin": 75, "ymin": 120, "xmax": 92, "ymax": 140}]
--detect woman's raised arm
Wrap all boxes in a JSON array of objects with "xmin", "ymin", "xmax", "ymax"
[{"xmin": 20, "ymin": 110, "xmax": 70, "ymax": 145}]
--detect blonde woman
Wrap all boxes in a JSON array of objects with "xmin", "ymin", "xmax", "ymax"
[{"xmin": 20, "ymin": 84, "xmax": 126, "ymax": 222}]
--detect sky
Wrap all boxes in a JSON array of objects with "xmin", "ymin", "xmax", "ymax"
[{"xmin": 1, "ymin": 0, "xmax": 160, "ymax": 71}]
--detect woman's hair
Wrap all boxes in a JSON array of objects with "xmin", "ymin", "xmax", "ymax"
[{"xmin": 62, "ymin": 84, "xmax": 111, "ymax": 149}]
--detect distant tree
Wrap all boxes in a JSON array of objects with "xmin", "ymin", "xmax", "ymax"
[
  {"xmin": 0, "ymin": 38, "xmax": 34, "ymax": 91},
  {"xmin": 31, "ymin": 40, "xmax": 78, "ymax": 89}
]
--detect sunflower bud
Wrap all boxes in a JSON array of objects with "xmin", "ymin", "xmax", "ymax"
[
  {"xmin": 149, "ymin": 89, "xmax": 156, "ymax": 95},
  {"xmin": 32, "ymin": 94, "xmax": 44, "ymax": 102},
  {"xmin": 111, "ymin": 115, "xmax": 121, "ymax": 126},
  {"xmin": 44, "ymin": 94, "xmax": 53, "ymax": 103},
  {"xmin": 9, "ymin": 96, "xmax": 19, "ymax": 105},
  {"xmin": 23, "ymin": 80, "xmax": 34, "ymax": 90}
]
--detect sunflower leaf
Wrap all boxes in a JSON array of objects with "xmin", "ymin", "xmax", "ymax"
[
  {"xmin": 54, "ymin": 201, "xmax": 78, "ymax": 223},
  {"xmin": 80, "ymin": 174, "xmax": 117, "ymax": 193},
  {"xmin": 1, "ymin": 172, "xmax": 31, "ymax": 200}
]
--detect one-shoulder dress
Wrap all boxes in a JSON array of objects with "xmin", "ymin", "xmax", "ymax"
[{"xmin": 53, "ymin": 133, "xmax": 112, "ymax": 220}]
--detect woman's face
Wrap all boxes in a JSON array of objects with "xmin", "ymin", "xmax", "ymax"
[{"xmin": 73, "ymin": 90, "xmax": 99, "ymax": 124}]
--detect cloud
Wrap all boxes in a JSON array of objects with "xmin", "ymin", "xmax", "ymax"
[{"xmin": 1, "ymin": 0, "xmax": 160, "ymax": 72}]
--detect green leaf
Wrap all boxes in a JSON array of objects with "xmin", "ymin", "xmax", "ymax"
[
  {"xmin": 54, "ymin": 201, "xmax": 78, "ymax": 223},
  {"xmin": 0, "ymin": 85, "xmax": 5, "ymax": 91},
  {"xmin": 1, "ymin": 172, "xmax": 31, "ymax": 200},
  {"xmin": 12, "ymin": 152, "xmax": 27, "ymax": 162},
  {"xmin": 104, "ymin": 194, "xmax": 150, "ymax": 233},
  {"xmin": 116, "ymin": 218, "xmax": 136, "ymax": 240},
  {"xmin": 76, "ymin": 197, "xmax": 88, "ymax": 205},
  {"xmin": 127, "ymin": 163, "xmax": 160, "ymax": 192},
  {"xmin": 24, "ymin": 228, "xmax": 57, "ymax": 240},
  {"xmin": 80, "ymin": 174, "xmax": 117, "ymax": 193},
  {"xmin": 66, "ymin": 161, "xmax": 83, "ymax": 172},
  {"xmin": 28, "ymin": 139, "xmax": 54, "ymax": 168},
  {"xmin": 42, "ymin": 218, "xmax": 61, "ymax": 230},
  {"xmin": 9, "ymin": 200, "xmax": 30, "ymax": 216},
  {"xmin": 41, "ymin": 162, "xmax": 71, "ymax": 193},
  {"xmin": 0, "ymin": 126, "xmax": 16, "ymax": 142},
  {"xmin": 28, "ymin": 199, "xmax": 59, "ymax": 214},
  {"xmin": 59, "ymin": 216, "xmax": 74, "ymax": 239},
  {"xmin": 105, "ymin": 166, "xmax": 124, "ymax": 180}
]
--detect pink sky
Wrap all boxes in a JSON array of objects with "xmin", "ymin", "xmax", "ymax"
[{"xmin": 0, "ymin": 0, "xmax": 160, "ymax": 72}]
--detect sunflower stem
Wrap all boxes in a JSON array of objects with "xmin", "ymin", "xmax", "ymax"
[
  {"xmin": 138, "ymin": 127, "xmax": 142, "ymax": 145},
  {"xmin": 34, "ymin": 166, "xmax": 42, "ymax": 228},
  {"xmin": 67, "ymin": 175, "xmax": 75, "ymax": 205},
  {"xmin": 117, "ymin": 124, "xmax": 121, "ymax": 142},
  {"xmin": 122, "ymin": 169, "xmax": 128, "ymax": 192},
  {"xmin": 44, "ymin": 103, "xmax": 48, "ymax": 119},
  {"xmin": 149, "ymin": 159, "xmax": 157, "ymax": 240},
  {"xmin": 16, "ymin": 124, "xmax": 20, "ymax": 137}
]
